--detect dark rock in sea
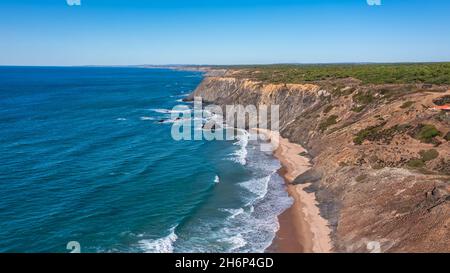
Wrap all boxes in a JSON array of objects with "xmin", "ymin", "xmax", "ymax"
[{"xmin": 182, "ymin": 97, "xmax": 194, "ymax": 102}]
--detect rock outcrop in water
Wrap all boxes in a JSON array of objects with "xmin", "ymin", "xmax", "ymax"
[{"xmin": 187, "ymin": 71, "xmax": 450, "ymax": 253}]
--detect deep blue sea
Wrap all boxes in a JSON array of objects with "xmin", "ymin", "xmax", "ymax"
[{"xmin": 0, "ymin": 67, "xmax": 292, "ymax": 253}]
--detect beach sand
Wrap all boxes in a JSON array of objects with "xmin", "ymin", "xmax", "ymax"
[{"xmin": 254, "ymin": 129, "xmax": 332, "ymax": 253}]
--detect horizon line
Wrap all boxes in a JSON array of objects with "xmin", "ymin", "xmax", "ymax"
[{"xmin": 1, "ymin": 61, "xmax": 450, "ymax": 68}]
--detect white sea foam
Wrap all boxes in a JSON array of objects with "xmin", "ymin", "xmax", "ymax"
[
  {"xmin": 239, "ymin": 173, "xmax": 273, "ymax": 200},
  {"xmin": 150, "ymin": 108, "xmax": 169, "ymax": 114},
  {"xmin": 170, "ymin": 94, "xmax": 189, "ymax": 98},
  {"xmin": 219, "ymin": 140, "xmax": 293, "ymax": 252},
  {"xmin": 133, "ymin": 125, "xmax": 290, "ymax": 253},
  {"xmin": 218, "ymin": 179, "xmax": 292, "ymax": 252},
  {"xmin": 232, "ymin": 130, "xmax": 249, "ymax": 165},
  {"xmin": 140, "ymin": 116, "xmax": 155, "ymax": 121},
  {"xmin": 221, "ymin": 208, "xmax": 245, "ymax": 219},
  {"xmin": 150, "ymin": 108, "xmax": 191, "ymax": 114},
  {"xmin": 214, "ymin": 175, "xmax": 220, "ymax": 184},
  {"xmin": 151, "ymin": 139, "xmax": 293, "ymax": 253},
  {"xmin": 116, "ymin": 118, "xmax": 127, "ymax": 121},
  {"xmin": 219, "ymin": 233, "xmax": 247, "ymax": 252},
  {"xmin": 138, "ymin": 228, "xmax": 178, "ymax": 253}
]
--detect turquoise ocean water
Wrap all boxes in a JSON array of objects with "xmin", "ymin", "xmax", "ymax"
[{"xmin": 0, "ymin": 67, "xmax": 292, "ymax": 253}]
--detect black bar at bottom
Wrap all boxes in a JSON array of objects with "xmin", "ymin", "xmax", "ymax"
[{"xmin": 0, "ymin": 253, "xmax": 446, "ymax": 272}]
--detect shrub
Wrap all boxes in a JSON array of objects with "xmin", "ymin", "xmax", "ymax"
[
  {"xmin": 319, "ymin": 115, "xmax": 338, "ymax": 132},
  {"xmin": 414, "ymin": 124, "xmax": 441, "ymax": 143},
  {"xmin": 353, "ymin": 92, "xmax": 374, "ymax": 105},
  {"xmin": 232, "ymin": 63, "xmax": 450, "ymax": 85},
  {"xmin": 353, "ymin": 123, "xmax": 385, "ymax": 145},
  {"xmin": 351, "ymin": 105, "xmax": 366, "ymax": 113},
  {"xmin": 353, "ymin": 123, "xmax": 410, "ymax": 145},
  {"xmin": 407, "ymin": 159, "xmax": 425, "ymax": 168},
  {"xmin": 419, "ymin": 149, "xmax": 439, "ymax": 161},
  {"xmin": 400, "ymin": 101, "xmax": 414, "ymax": 109}
]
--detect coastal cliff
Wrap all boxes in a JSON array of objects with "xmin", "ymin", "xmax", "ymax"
[{"xmin": 187, "ymin": 72, "xmax": 450, "ymax": 253}]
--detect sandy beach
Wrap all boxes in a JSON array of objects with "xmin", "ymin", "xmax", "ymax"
[{"xmin": 254, "ymin": 129, "xmax": 332, "ymax": 253}]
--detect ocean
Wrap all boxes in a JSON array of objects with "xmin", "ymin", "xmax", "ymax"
[{"xmin": 0, "ymin": 67, "xmax": 292, "ymax": 253}]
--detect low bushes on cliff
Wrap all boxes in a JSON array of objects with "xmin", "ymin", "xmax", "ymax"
[
  {"xmin": 226, "ymin": 62, "xmax": 450, "ymax": 85},
  {"xmin": 353, "ymin": 123, "xmax": 411, "ymax": 145},
  {"xmin": 407, "ymin": 149, "xmax": 439, "ymax": 169},
  {"xmin": 411, "ymin": 124, "xmax": 441, "ymax": 143},
  {"xmin": 319, "ymin": 115, "xmax": 338, "ymax": 132},
  {"xmin": 400, "ymin": 101, "xmax": 415, "ymax": 109},
  {"xmin": 419, "ymin": 149, "xmax": 439, "ymax": 161}
]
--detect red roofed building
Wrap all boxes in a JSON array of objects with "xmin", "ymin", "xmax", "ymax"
[{"xmin": 434, "ymin": 105, "xmax": 450, "ymax": 111}]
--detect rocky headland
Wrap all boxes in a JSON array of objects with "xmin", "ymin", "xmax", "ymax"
[{"xmin": 186, "ymin": 66, "xmax": 450, "ymax": 253}]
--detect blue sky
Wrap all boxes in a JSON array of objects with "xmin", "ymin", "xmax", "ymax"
[{"xmin": 1, "ymin": 0, "xmax": 449, "ymax": 65}]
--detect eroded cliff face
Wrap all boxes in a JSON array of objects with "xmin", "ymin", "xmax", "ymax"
[
  {"xmin": 187, "ymin": 77, "xmax": 323, "ymax": 133},
  {"xmin": 187, "ymin": 74, "xmax": 450, "ymax": 253}
]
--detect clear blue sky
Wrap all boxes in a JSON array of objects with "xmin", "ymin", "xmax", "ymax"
[{"xmin": 1, "ymin": 0, "xmax": 449, "ymax": 65}]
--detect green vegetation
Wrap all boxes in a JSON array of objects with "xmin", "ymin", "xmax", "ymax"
[
  {"xmin": 400, "ymin": 101, "xmax": 414, "ymax": 109},
  {"xmin": 353, "ymin": 123, "xmax": 411, "ymax": 145},
  {"xmin": 355, "ymin": 123, "xmax": 442, "ymax": 145},
  {"xmin": 407, "ymin": 149, "xmax": 439, "ymax": 169},
  {"xmin": 351, "ymin": 105, "xmax": 367, "ymax": 113},
  {"xmin": 220, "ymin": 63, "xmax": 450, "ymax": 85},
  {"xmin": 319, "ymin": 115, "xmax": 338, "ymax": 132},
  {"xmin": 407, "ymin": 159, "xmax": 425, "ymax": 168},
  {"xmin": 413, "ymin": 124, "xmax": 441, "ymax": 143},
  {"xmin": 354, "ymin": 123, "xmax": 383, "ymax": 145},
  {"xmin": 353, "ymin": 92, "xmax": 374, "ymax": 105},
  {"xmin": 350, "ymin": 91, "xmax": 375, "ymax": 112},
  {"xmin": 419, "ymin": 149, "xmax": 439, "ymax": 162}
]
